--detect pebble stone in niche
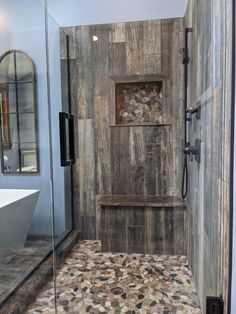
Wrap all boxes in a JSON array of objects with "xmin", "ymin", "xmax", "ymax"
[
  {"xmin": 117, "ymin": 82, "xmax": 163, "ymax": 124},
  {"xmin": 26, "ymin": 240, "xmax": 202, "ymax": 314}
]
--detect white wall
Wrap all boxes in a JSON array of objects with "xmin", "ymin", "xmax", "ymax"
[
  {"xmin": 0, "ymin": 0, "xmax": 65, "ymax": 236},
  {"xmin": 46, "ymin": 0, "xmax": 187, "ymax": 27},
  {"xmin": 184, "ymin": 0, "xmax": 188, "ymax": 13}
]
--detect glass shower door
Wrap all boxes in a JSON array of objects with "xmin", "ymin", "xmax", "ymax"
[
  {"xmin": 0, "ymin": 0, "xmax": 57, "ymax": 312},
  {"xmin": 46, "ymin": 8, "xmax": 74, "ymax": 246},
  {"xmin": 45, "ymin": 10, "xmax": 75, "ymax": 313}
]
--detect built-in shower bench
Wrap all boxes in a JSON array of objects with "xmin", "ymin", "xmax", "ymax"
[{"xmin": 96, "ymin": 195, "xmax": 186, "ymax": 255}]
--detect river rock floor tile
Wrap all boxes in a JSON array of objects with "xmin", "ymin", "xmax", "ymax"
[{"xmin": 26, "ymin": 240, "xmax": 201, "ymax": 314}]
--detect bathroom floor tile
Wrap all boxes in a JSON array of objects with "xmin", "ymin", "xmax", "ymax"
[
  {"xmin": 0, "ymin": 236, "xmax": 53, "ymax": 305},
  {"xmin": 26, "ymin": 240, "xmax": 202, "ymax": 314}
]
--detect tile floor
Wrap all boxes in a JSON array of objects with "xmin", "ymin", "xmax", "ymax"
[
  {"xmin": 26, "ymin": 241, "xmax": 201, "ymax": 314},
  {"xmin": 0, "ymin": 237, "xmax": 52, "ymax": 304}
]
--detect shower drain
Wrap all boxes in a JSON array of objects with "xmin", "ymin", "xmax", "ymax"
[{"xmin": 109, "ymin": 286, "xmax": 125, "ymax": 295}]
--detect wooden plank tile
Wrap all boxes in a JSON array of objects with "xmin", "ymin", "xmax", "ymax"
[
  {"xmin": 92, "ymin": 24, "xmax": 110, "ymax": 96},
  {"xmin": 144, "ymin": 143, "xmax": 161, "ymax": 195},
  {"xmin": 144, "ymin": 54, "xmax": 162, "ymax": 75},
  {"xmin": 161, "ymin": 20, "xmax": 173, "ymax": 76},
  {"xmin": 60, "ymin": 29, "xmax": 68, "ymax": 59},
  {"xmin": 108, "ymin": 42, "xmax": 127, "ymax": 76},
  {"xmin": 125, "ymin": 21, "xmax": 144, "ymax": 75},
  {"xmin": 62, "ymin": 26, "xmax": 77, "ymax": 59},
  {"xmin": 143, "ymin": 20, "xmax": 162, "ymax": 55},
  {"xmin": 108, "ymin": 207, "xmax": 127, "ymax": 252},
  {"xmin": 145, "ymin": 207, "xmax": 155, "ymax": 254},
  {"xmin": 94, "ymin": 96, "xmax": 112, "ymax": 195},
  {"xmin": 100, "ymin": 206, "xmax": 109, "ymax": 251},
  {"xmin": 144, "ymin": 127, "xmax": 162, "ymax": 144},
  {"xmin": 127, "ymin": 226, "xmax": 146, "ymax": 254},
  {"xmin": 96, "ymin": 195, "xmax": 186, "ymax": 207},
  {"xmin": 163, "ymin": 208, "xmax": 174, "ymax": 254},
  {"xmin": 143, "ymin": 20, "xmax": 162, "ymax": 74},
  {"xmin": 128, "ymin": 127, "xmax": 145, "ymax": 195},
  {"xmin": 109, "ymin": 23, "xmax": 126, "ymax": 43},
  {"xmin": 173, "ymin": 207, "xmax": 186, "ymax": 255},
  {"xmin": 153, "ymin": 209, "xmax": 166, "ymax": 255},
  {"xmin": 127, "ymin": 207, "xmax": 146, "ymax": 226},
  {"xmin": 76, "ymin": 26, "xmax": 94, "ymax": 119},
  {"xmin": 78, "ymin": 119, "xmax": 96, "ymax": 217},
  {"xmin": 110, "ymin": 127, "xmax": 130, "ymax": 194},
  {"xmin": 160, "ymin": 127, "xmax": 172, "ymax": 195},
  {"xmin": 80, "ymin": 215, "xmax": 96, "ymax": 240}
]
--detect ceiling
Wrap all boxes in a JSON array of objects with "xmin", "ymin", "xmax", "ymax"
[{"xmin": 46, "ymin": 0, "xmax": 188, "ymax": 27}]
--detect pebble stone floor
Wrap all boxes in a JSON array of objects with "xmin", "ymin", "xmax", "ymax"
[{"xmin": 26, "ymin": 241, "xmax": 201, "ymax": 314}]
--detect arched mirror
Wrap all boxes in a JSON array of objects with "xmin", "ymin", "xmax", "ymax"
[{"xmin": 0, "ymin": 50, "xmax": 39, "ymax": 173}]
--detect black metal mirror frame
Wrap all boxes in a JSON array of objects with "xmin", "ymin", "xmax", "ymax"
[{"xmin": 0, "ymin": 49, "xmax": 39, "ymax": 174}]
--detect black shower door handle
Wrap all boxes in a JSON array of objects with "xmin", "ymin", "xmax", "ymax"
[{"xmin": 59, "ymin": 112, "xmax": 75, "ymax": 167}]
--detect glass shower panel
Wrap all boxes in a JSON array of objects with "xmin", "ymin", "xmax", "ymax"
[
  {"xmin": 0, "ymin": 0, "xmax": 56, "ymax": 312},
  {"xmin": 45, "ymin": 8, "xmax": 74, "ymax": 311},
  {"xmin": 46, "ymin": 12, "xmax": 74, "ymax": 242}
]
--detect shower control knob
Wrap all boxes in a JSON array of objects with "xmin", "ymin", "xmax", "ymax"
[
  {"xmin": 186, "ymin": 107, "xmax": 194, "ymax": 113},
  {"xmin": 183, "ymin": 146, "xmax": 190, "ymax": 154},
  {"xmin": 183, "ymin": 139, "xmax": 201, "ymax": 163},
  {"xmin": 183, "ymin": 146, "xmax": 193, "ymax": 161}
]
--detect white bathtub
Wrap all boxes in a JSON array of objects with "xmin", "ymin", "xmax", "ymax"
[{"xmin": 0, "ymin": 189, "xmax": 40, "ymax": 249}]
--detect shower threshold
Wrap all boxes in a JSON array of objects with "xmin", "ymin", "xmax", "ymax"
[
  {"xmin": 27, "ymin": 240, "xmax": 202, "ymax": 314},
  {"xmin": 0, "ymin": 230, "xmax": 79, "ymax": 314}
]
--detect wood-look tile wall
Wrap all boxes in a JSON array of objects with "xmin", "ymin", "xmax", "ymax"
[
  {"xmin": 97, "ymin": 196, "xmax": 186, "ymax": 255},
  {"xmin": 185, "ymin": 0, "xmax": 233, "ymax": 312},
  {"xmin": 62, "ymin": 19, "xmax": 185, "ymax": 242}
]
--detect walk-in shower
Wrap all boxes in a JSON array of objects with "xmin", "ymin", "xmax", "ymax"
[{"xmin": 0, "ymin": 0, "xmax": 234, "ymax": 313}]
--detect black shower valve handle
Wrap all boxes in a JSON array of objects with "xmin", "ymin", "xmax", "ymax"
[
  {"xmin": 183, "ymin": 142, "xmax": 192, "ymax": 161},
  {"xmin": 186, "ymin": 107, "xmax": 195, "ymax": 114},
  {"xmin": 183, "ymin": 139, "xmax": 201, "ymax": 163},
  {"xmin": 182, "ymin": 55, "xmax": 190, "ymax": 65},
  {"xmin": 183, "ymin": 146, "xmax": 196, "ymax": 161},
  {"xmin": 183, "ymin": 145, "xmax": 198, "ymax": 154}
]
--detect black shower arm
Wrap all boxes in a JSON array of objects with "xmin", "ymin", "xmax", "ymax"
[
  {"xmin": 186, "ymin": 107, "xmax": 198, "ymax": 114},
  {"xmin": 186, "ymin": 101, "xmax": 201, "ymax": 119}
]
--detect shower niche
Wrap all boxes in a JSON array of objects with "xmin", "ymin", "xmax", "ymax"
[{"xmin": 115, "ymin": 81, "xmax": 163, "ymax": 125}]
